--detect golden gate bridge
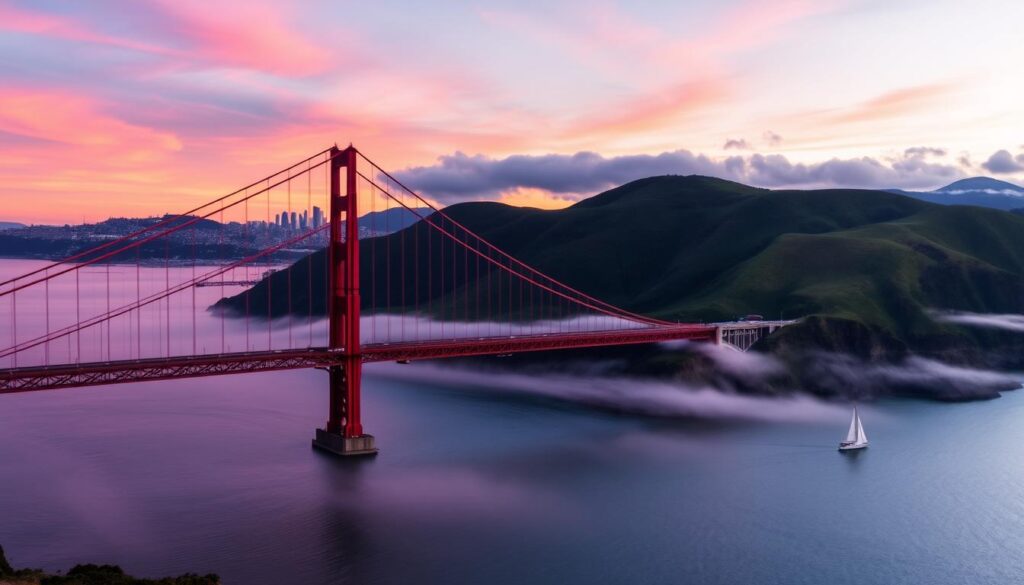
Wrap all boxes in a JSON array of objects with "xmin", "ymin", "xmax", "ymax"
[{"xmin": 0, "ymin": 145, "xmax": 779, "ymax": 456}]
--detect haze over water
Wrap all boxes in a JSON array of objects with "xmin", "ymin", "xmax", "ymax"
[{"xmin": 2, "ymin": 258, "xmax": 1024, "ymax": 584}]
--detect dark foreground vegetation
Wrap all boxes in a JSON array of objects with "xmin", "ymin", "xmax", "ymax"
[{"xmin": 0, "ymin": 545, "xmax": 218, "ymax": 585}]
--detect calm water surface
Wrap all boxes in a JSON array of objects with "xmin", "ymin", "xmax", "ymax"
[{"xmin": 2, "ymin": 259, "xmax": 1024, "ymax": 584}]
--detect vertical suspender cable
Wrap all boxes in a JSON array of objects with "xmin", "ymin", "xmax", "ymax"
[
  {"xmin": 308, "ymin": 169, "xmax": 313, "ymax": 347},
  {"xmin": 267, "ymin": 179, "xmax": 272, "ymax": 350},
  {"xmin": 413, "ymin": 193, "xmax": 419, "ymax": 343},
  {"xmin": 401, "ymin": 187, "xmax": 406, "ymax": 342},
  {"xmin": 164, "ymin": 239, "xmax": 169, "ymax": 356},
  {"xmin": 385, "ymin": 189, "xmax": 391, "ymax": 341},
  {"xmin": 245, "ymin": 188, "xmax": 251, "ymax": 350},
  {"xmin": 44, "ymin": 272, "xmax": 49, "ymax": 365},
  {"xmin": 371, "ymin": 179, "xmax": 376, "ymax": 344},
  {"xmin": 287, "ymin": 174, "xmax": 293, "ymax": 348},
  {"xmin": 107, "ymin": 261, "xmax": 113, "ymax": 359},
  {"xmin": 11, "ymin": 282, "xmax": 16, "ymax": 367},
  {"xmin": 136, "ymin": 242, "xmax": 141, "ymax": 358},
  {"xmin": 192, "ymin": 225, "xmax": 197, "ymax": 355}
]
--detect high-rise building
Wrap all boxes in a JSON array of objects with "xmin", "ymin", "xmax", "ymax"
[
  {"xmin": 312, "ymin": 206, "xmax": 323, "ymax": 229},
  {"xmin": 290, "ymin": 211, "xmax": 297, "ymax": 230}
]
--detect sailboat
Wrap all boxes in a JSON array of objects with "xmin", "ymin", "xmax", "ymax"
[{"xmin": 838, "ymin": 406, "xmax": 868, "ymax": 451}]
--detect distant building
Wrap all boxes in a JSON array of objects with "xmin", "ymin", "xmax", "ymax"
[
  {"xmin": 290, "ymin": 211, "xmax": 297, "ymax": 230},
  {"xmin": 313, "ymin": 206, "xmax": 323, "ymax": 228}
]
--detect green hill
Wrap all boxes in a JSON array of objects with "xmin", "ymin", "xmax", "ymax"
[{"xmin": 216, "ymin": 175, "xmax": 1024, "ymax": 364}]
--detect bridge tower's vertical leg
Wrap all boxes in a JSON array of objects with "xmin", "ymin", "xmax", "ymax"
[{"xmin": 313, "ymin": 145, "xmax": 377, "ymax": 457}]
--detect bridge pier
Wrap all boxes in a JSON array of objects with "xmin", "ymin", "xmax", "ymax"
[
  {"xmin": 311, "ymin": 145, "xmax": 377, "ymax": 458},
  {"xmin": 312, "ymin": 363, "xmax": 377, "ymax": 456},
  {"xmin": 313, "ymin": 430, "xmax": 377, "ymax": 456}
]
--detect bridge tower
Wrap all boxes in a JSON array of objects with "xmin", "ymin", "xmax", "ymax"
[{"xmin": 312, "ymin": 145, "xmax": 378, "ymax": 456}]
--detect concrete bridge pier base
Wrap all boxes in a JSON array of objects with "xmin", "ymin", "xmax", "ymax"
[{"xmin": 312, "ymin": 429, "xmax": 377, "ymax": 457}]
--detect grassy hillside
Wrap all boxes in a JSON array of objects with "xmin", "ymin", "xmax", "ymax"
[{"xmin": 218, "ymin": 175, "xmax": 1024, "ymax": 363}]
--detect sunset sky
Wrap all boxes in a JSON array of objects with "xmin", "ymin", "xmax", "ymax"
[{"xmin": 1, "ymin": 0, "xmax": 1022, "ymax": 224}]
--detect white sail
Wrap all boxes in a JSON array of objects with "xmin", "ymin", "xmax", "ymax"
[
  {"xmin": 855, "ymin": 409, "xmax": 867, "ymax": 444},
  {"xmin": 844, "ymin": 408, "xmax": 859, "ymax": 443},
  {"xmin": 840, "ymin": 406, "xmax": 868, "ymax": 449}
]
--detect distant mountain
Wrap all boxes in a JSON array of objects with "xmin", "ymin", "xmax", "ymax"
[
  {"xmin": 356, "ymin": 207, "xmax": 431, "ymax": 233},
  {"xmin": 0, "ymin": 209, "xmax": 430, "ymax": 261},
  {"xmin": 938, "ymin": 177, "xmax": 1024, "ymax": 193},
  {"xmin": 893, "ymin": 176, "xmax": 1024, "ymax": 210},
  {"xmin": 223, "ymin": 175, "xmax": 1024, "ymax": 371}
]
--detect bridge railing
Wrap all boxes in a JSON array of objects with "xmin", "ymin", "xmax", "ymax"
[{"xmin": 714, "ymin": 319, "xmax": 798, "ymax": 351}]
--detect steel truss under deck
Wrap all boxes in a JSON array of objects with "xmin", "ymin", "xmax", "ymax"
[{"xmin": 1, "ymin": 326, "xmax": 717, "ymax": 393}]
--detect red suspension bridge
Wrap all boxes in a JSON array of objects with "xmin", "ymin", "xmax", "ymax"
[{"xmin": 0, "ymin": 146, "xmax": 779, "ymax": 456}]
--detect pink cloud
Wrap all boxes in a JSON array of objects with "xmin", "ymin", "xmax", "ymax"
[
  {"xmin": 483, "ymin": 0, "xmax": 837, "ymax": 79},
  {"xmin": 566, "ymin": 78, "xmax": 728, "ymax": 141},
  {"xmin": 0, "ymin": 2, "xmax": 175, "ymax": 56},
  {"xmin": 828, "ymin": 82, "xmax": 959, "ymax": 125},
  {"xmin": 147, "ymin": 0, "xmax": 336, "ymax": 76},
  {"xmin": 675, "ymin": 0, "xmax": 840, "ymax": 58},
  {"xmin": 479, "ymin": 0, "xmax": 838, "ymax": 146},
  {"xmin": 0, "ymin": 88, "xmax": 181, "ymax": 151},
  {"xmin": 0, "ymin": 87, "xmax": 187, "ymax": 223},
  {"xmin": 768, "ymin": 82, "xmax": 961, "ymax": 149},
  {"xmin": 0, "ymin": 0, "xmax": 984, "ymax": 228},
  {"xmin": 0, "ymin": 0, "xmax": 338, "ymax": 77}
]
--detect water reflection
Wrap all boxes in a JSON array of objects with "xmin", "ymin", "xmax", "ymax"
[
  {"xmin": 3, "ymin": 260, "xmax": 1024, "ymax": 584},
  {"xmin": 839, "ymin": 446, "xmax": 867, "ymax": 470}
]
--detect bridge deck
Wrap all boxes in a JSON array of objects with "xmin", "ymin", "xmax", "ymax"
[{"xmin": 0, "ymin": 325, "xmax": 717, "ymax": 393}]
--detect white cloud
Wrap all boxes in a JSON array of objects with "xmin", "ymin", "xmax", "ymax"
[
  {"xmin": 723, "ymin": 138, "xmax": 752, "ymax": 150},
  {"xmin": 930, "ymin": 309, "xmax": 1024, "ymax": 333},
  {"xmin": 395, "ymin": 147, "xmax": 972, "ymax": 202},
  {"xmin": 982, "ymin": 150, "xmax": 1024, "ymax": 174},
  {"xmin": 369, "ymin": 361, "xmax": 843, "ymax": 423}
]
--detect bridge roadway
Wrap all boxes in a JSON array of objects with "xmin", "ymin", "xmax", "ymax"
[{"xmin": 0, "ymin": 324, "xmax": 718, "ymax": 393}]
